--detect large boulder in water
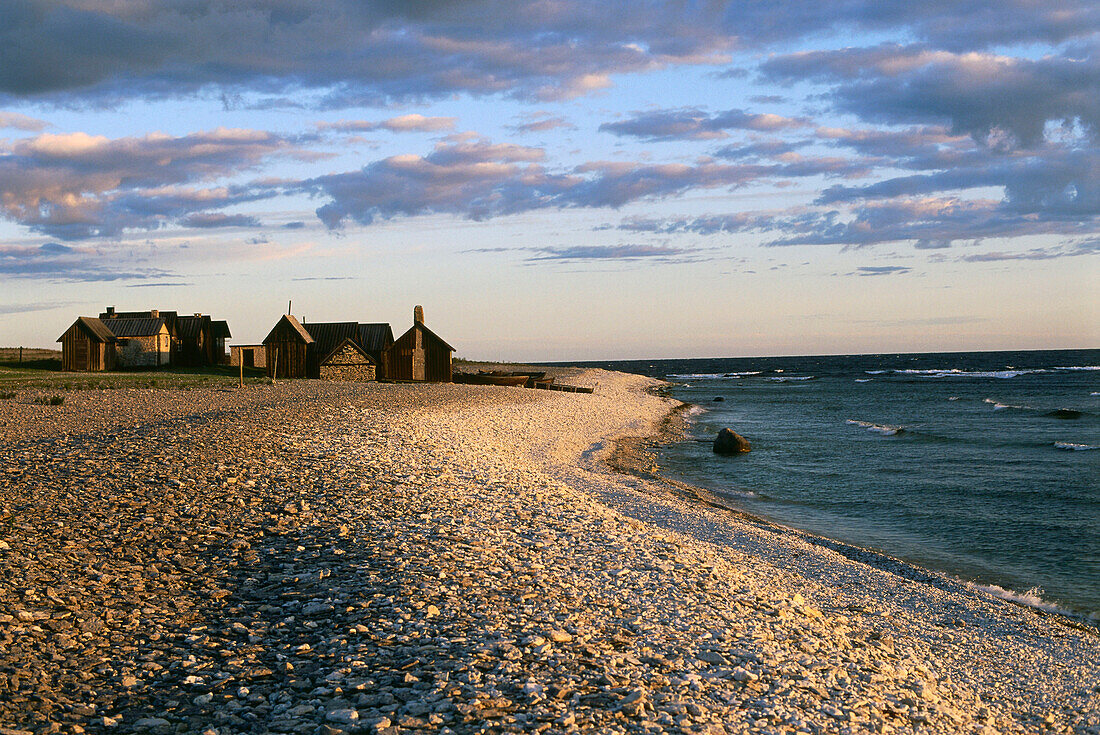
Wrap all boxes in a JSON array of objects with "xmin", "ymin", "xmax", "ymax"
[{"xmin": 713, "ymin": 428, "xmax": 751, "ymax": 455}]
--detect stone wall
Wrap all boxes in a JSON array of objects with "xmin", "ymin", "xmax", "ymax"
[
  {"xmin": 319, "ymin": 341, "xmax": 376, "ymax": 381},
  {"xmin": 319, "ymin": 363, "xmax": 376, "ymax": 382},
  {"xmin": 230, "ymin": 345, "xmax": 267, "ymax": 368},
  {"xmin": 116, "ymin": 335, "xmax": 170, "ymax": 368}
]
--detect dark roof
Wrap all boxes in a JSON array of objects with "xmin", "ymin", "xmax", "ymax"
[
  {"xmin": 398, "ymin": 322, "xmax": 455, "ymax": 352},
  {"xmin": 263, "ymin": 314, "xmax": 314, "ymax": 344},
  {"xmin": 357, "ymin": 323, "xmax": 394, "ymax": 353},
  {"xmin": 100, "ymin": 309, "xmax": 179, "ymax": 333},
  {"xmin": 320, "ymin": 337, "xmax": 376, "ymax": 366},
  {"xmin": 302, "ymin": 322, "xmax": 360, "ymax": 359},
  {"xmin": 175, "ymin": 315, "xmax": 210, "ymax": 339},
  {"xmin": 105, "ymin": 318, "xmax": 166, "ymax": 338},
  {"xmin": 58, "ymin": 317, "xmax": 116, "ymax": 343},
  {"xmin": 211, "ymin": 320, "xmax": 231, "ymax": 339}
]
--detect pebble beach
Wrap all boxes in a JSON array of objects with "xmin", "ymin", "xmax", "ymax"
[{"xmin": 0, "ymin": 369, "xmax": 1097, "ymax": 735}]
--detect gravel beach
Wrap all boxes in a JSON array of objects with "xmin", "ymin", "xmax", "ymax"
[{"xmin": 0, "ymin": 370, "xmax": 1097, "ymax": 735}]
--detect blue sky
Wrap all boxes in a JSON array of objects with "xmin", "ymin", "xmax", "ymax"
[{"xmin": 1, "ymin": 1, "xmax": 1097, "ymax": 359}]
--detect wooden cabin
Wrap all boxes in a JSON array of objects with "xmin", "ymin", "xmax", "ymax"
[
  {"xmin": 57, "ymin": 317, "xmax": 117, "ymax": 372},
  {"xmin": 263, "ymin": 314, "xmax": 313, "ymax": 378},
  {"xmin": 356, "ymin": 323, "xmax": 396, "ymax": 375},
  {"xmin": 212, "ymin": 321, "xmax": 231, "ymax": 364},
  {"xmin": 385, "ymin": 305, "xmax": 454, "ymax": 382},
  {"xmin": 318, "ymin": 338, "xmax": 377, "ymax": 381},
  {"xmin": 109, "ymin": 318, "xmax": 171, "ymax": 368}
]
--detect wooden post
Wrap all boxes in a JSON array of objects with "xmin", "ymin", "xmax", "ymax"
[
  {"xmin": 19, "ymin": 346, "xmax": 23, "ymax": 363},
  {"xmin": 239, "ymin": 351, "xmax": 244, "ymax": 389},
  {"xmin": 271, "ymin": 346, "xmax": 279, "ymax": 385}
]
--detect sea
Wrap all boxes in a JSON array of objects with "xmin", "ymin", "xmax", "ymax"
[{"xmin": 562, "ymin": 349, "xmax": 1100, "ymax": 621}]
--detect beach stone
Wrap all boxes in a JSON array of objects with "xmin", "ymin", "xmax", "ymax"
[{"xmin": 713, "ymin": 428, "xmax": 751, "ymax": 454}]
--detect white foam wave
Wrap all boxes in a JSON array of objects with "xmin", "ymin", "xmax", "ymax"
[
  {"xmin": 887, "ymin": 368, "xmax": 1046, "ymax": 379},
  {"xmin": 983, "ymin": 398, "xmax": 1025, "ymax": 411},
  {"xmin": 846, "ymin": 419, "xmax": 903, "ymax": 436},
  {"xmin": 1053, "ymin": 365, "xmax": 1100, "ymax": 371},
  {"xmin": 968, "ymin": 582, "xmax": 1097, "ymax": 621},
  {"xmin": 668, "ymin": 371, "xmax": 762, "ymax": 379},
  {"xmin": 685, "ymin": 405, "xmax": 708, "ymax": 417},
  {"xmin": 1054, "ymin": 442, "xmax": 1099, "ymax": 451},
  {"xmin": 854, "ymin": 378, "xmax": 873, "ymax": 383},
  {"xmin": 768, "ymin": 376, "xmax": 814, "ymax": 382}
]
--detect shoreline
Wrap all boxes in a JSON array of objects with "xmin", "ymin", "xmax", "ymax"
[
  {"xmin": 0, "ymin": 372, "xmax": 1097, "ymax": 734},
  {"xmin": 605, "ymin": 394, "xmax": 1100, "ymax": 634}
]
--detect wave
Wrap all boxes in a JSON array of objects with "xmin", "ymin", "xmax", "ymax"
[
  {"xmin": 968, "ymin": 582, "xmax": 1098, "ymax": 622},
  {"xmin": 668, "ymin": 370, "xmax": 763, "ymax": 379},
  {"xmin": 768, "ymin": 375, "xmax": 814, "ymax": 382},
  {"xmin": 866, "ymin": 365, "xmax": 1099, "ymax": 380},
  {"xmin": 854, "ymin": 378, "xmax": 873, "ymax": 383},
  {"xmin": 983, "ymin": 398, "xmax": 1027, "ymax": 411},
  {"xmin": 1054, "ymin": 442, "xmax": 1099, "ymax": 451},
  {"xmin": 846, "ymin": 419, "xmax": 904, "ymax": 436}
]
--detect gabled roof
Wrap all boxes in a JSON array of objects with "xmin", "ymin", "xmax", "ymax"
[
  {"xmin": 105, "ymin": 318, "xmax": 166, "ymax": 338},
  {"xmin": 357, "ymin": 323, "xmax": 394, "ymax": 353},
  {"xmin": 58, "ymin": 317, "xmax": 117, "ymax": 343},
  {"xmin": 211, "ymin": 320, "xmax": 231, "ymax": 339},
  {"xmin": 175, "ymin": 315, "xmax": 210, "ymax": 339},
  {"xmin": 100, "ymin": 309, "xmax": 180, "ymax": 334},
  {"xmin": 320, "ymin": 336, "xmax": 376, "ymax": 366},
  {"xmin": 263, "ymin": 314, "xmax": 314, "ymax": 344},
  {"xmin": 302, "ymin": 321, "xmax": 359, "ymax": 358},
  {"xmin": 398, "ymin": 321, "xmax": 455, "ymax": 352}
]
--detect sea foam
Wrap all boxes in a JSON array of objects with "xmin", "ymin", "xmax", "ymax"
[
  {"xmin": 968, "ymin": 582, "xmax": 1098, "ymax": 622},
  {"xmin": 1054, "ymin": 442, "xmax": 1099, "ymax": 451},
  {"xmin": 846, "ymin": 419, "xmax": 903, "ymax": 436}
]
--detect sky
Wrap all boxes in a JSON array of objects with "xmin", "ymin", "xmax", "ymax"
[{"xmin": 1, "ymin": 1, "xmax": 1098, "ymax": 360}]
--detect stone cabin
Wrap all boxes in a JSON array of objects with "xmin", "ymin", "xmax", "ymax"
[
  {"xmin": 108, "ymin": 317, "xmax": 171, "ymax": 368},
  {"xmin": 319, "ymin": 338, "xmax": 377, "ymax": 381},
  {"xmin": 99, "ymin": 307, "xmax": 230, "ymax": 366}
]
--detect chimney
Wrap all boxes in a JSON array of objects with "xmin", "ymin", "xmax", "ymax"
[
  {"xmin": 413, "ymin": 305, "xmax": 424, "ymax": 324},
  {"xmin": 150, "ymin": 309, "xmax": 159, "ymax": 318},
  {"xmin": 106, "ymin": 306, "xmax": 115, "ymax": 317}
]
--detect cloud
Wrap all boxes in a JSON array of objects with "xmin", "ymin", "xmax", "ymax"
[
  {"xmin": 0, "ymin": 111, "xmax": 48, "ymax": 131},
  {"xmin": 0, "ymin": 300, "xmax": 77, "ymax": 315},
  {"xmin": 854, "ymin": 265, "xmax": 910, "ymax": 276},
  {"xmin": 181, "ymin": 212, "xmax": 261, "ymax": 228},
  {"xmin": 600, "ymin": 107, "xmax": 808, "ymax": 141},
  {"xmin": 3, "ymin": 2, "xmax": 1097, "ymax": 108},
  {"xmin": 527, "ymin": 244, "xmax": 692, "ymax": 261},
  {"xmin": 510, "ymin": 114, "xmax": 575, "ymax": 134},
  {"xmin": 318, "ymin": 114, "xmax": 456, "ymax": 134},
  {"xmin": 958, "ymin": 239, "xmax": 1100, "ymax": 261},
  {"xmin": 304, "ymin": 137, "xmax": 778, "ymax": 229},
  {"xmin": 763, "ymin": 44, "xmax": 1100, "ymax": 147},
  {"xmin": 0, "ymin": 127, "xmax": 296, "ymax": 239},
  {"xmin": 0, "ymin": 241, "xmax": 179, "ymax": 280}
]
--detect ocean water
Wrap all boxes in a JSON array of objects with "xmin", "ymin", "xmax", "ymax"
[{"xmin": 566, "ymin": 350, "xmax": 1100, "ymax": 620}]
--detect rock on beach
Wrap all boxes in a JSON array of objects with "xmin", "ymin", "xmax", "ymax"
[{"xmin": 0, "ymin": 372, "xmax": 1096, "ymax": 735}]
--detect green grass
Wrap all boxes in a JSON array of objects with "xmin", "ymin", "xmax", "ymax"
[{"xmin": 0, "ymin": 351, "xmax": 268, "ymax": 390}]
